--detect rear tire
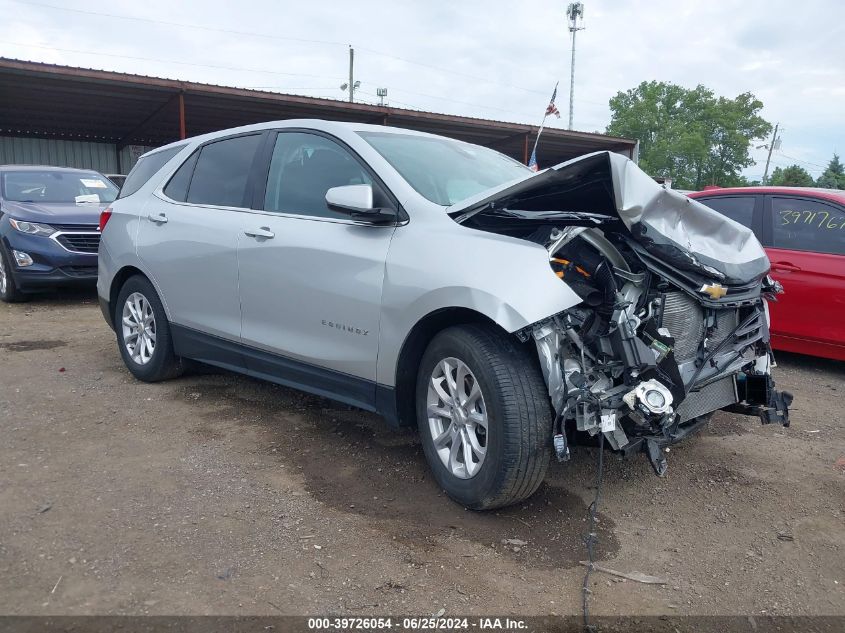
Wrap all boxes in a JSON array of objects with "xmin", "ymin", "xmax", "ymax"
[
  {"xmin": 416, "ymin": 324, "xmax": 553, "ymax": 510},
  {"xmin": 115, "ymin": 275, "xmax": 184, "ymax": 382},
  {"xmin": 0, "ymin": 244, "xmax": 27, "ymax": 303}
]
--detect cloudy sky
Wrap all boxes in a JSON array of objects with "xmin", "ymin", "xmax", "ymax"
[{"xmin": 1, "ymin": 0, "xmax": 843, "ymax": 179}]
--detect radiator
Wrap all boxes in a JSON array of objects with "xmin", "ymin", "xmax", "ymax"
[{"xmin": 661, "ymin": 292, "xmax": 739, "ymax": 363}]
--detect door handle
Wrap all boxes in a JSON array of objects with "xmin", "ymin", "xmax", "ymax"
[
  {"xmin": 244, "ymin": 227, "xmax": 275, "ymax": 239},
  {"xmin": 147, "ymin": 212, "xmax": 168, "ymax": 224},
  {"xmin": 771, "ymin": 261, "xmax": 801, "ymax": 273}
]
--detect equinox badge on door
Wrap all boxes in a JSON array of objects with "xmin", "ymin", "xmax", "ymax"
[{"xmin": 322, "ymin": 319, "xmax": 369, "ymax": 336}]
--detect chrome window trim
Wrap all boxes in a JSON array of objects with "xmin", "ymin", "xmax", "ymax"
[{"xmin": 151, "ymin": 192, "xmax": 407, "ymax": 227}]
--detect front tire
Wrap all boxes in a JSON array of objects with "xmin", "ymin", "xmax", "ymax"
[
  {"xmin": 0, "ymin": 244, "xmax": 27, "ymax": 303},
  {"xmin": 416, "ymin": 324, "xmax": 553, "ymax": 510},
  {"xmin": 115, "ymin": 275, "xmax": 183, "ymax": 382}
]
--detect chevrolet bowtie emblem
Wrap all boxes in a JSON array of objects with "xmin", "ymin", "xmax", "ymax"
[{"xmin": 699, "ymin": 283, "xmax": 727, "ymax": 300}]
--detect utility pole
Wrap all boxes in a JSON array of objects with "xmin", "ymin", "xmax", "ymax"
[
  {"xmin": 566, "ymin": 2, "xmax": 585, "ymax": 130},
  {"xmin": 340, "ymin": 47, "xmax": 360, "ymax": 102},
  {"xmin": 762, "ymin": 122, "xmax": 780, "ymax": 185},
  {"xmin": 376, "ymin": 88, "xmax": 388, "ymax": 106},
  {"xmin": 348, "ymin": 46, "xmax": 354, "ymax": 103}
]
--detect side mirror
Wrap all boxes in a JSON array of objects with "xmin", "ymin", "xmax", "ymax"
[{"xmin": 325, "ymin": 184, "xmax": 396, "ymax": 224}]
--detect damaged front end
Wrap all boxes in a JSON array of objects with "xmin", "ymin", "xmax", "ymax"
[
  {"xmin": 452, "ymin": 151, "xmax": 793, "ymax": 475},
  {"xmin": 523, "ymin": 243, "xmax": 791, "ymax": 475}
]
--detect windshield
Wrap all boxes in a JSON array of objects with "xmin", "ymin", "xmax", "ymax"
[
  {"xmin": 1, "ymin": 171, "xmax": 119, "ymax": 204},
  {"xmin": 358, "ymin": 131, "xmax": 531, "ymax": 206}
]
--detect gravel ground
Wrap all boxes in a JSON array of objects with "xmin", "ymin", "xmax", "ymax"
[{"xmin": 0, "ymin": 289, "xmax": 843, "ymax": 617}]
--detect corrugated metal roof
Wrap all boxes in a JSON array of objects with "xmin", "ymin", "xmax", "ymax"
[{"xmin": 0, "ymin": 57, "xmax": 636, "ymax": 166}]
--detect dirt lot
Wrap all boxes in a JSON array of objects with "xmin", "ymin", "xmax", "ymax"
[{"xmin": 1, "ymin": 289, "xmax": 843, "ymax": 617}]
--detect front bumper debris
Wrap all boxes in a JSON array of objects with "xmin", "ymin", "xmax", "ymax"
[{"xmin": 725, "ymin": 373, "xmax": 793, "ymax": 427}]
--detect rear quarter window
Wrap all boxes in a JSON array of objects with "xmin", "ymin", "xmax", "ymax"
[
  {"xmin": 163, "ymin": 150, "xmax": 200, "ymax": 202},
  {"xmin": 118, "ymin": 145, "xmax": 185, "ymax": 199}
]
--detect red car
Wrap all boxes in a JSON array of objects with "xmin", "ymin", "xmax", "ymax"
[{"xmin": 689, "ymin": 186, "xmax": 845, "ymax": 361}]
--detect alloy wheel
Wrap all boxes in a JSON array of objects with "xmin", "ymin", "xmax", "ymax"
[
  {"xmin": 426, "ymin": 357, "xmax": 488, "ymax": 479},
  {"xmin": 121, "ymin": 291, "xmax": 156, "ymax": 365}
]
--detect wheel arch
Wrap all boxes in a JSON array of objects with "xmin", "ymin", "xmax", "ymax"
[
  {"xmin": 389, "ymin": 306, "xmax": 541, "ymax": 428},
  {"xmin": 109, "ymin": 265, "xmax": 171, "ymax": 325}
]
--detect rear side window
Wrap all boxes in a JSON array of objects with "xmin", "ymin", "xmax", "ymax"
[
  {"xmin": 186, "ymin": 134, "xmax": 262, "ymax": 208},
  {"xmin": 697, "ymin": 196, "xmax": 755, "ymax": 228},
  {"xmin": 771, "ymin": 196, "xmax": 845, "ymax": 255},
  {"xmin": 118, "ymin": 146, "xmax": 183, "ymax": 198}
]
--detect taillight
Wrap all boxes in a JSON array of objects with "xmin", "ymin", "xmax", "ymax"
[{"xmin": 99, "ymin": 208, "xmax": 113, "ymax": 232}]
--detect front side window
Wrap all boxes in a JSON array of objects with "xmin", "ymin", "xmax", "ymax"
[
  {"xmin": 263, "ymin": 132, "xmax": 373, "ymax": 219},
  {"xmin": 119, "ymin": 145, "xmax": 183, "ymax": 198},
  {"xmin": 697, "ymin": 195, "xmax": 756, "ymax": 228},
  {"xmin": 772, "ymin": 196, "xmax": 845, "ymax": 255},
  {"xmin": 2, "ymin": 170, "xmax": 119, "ymax": 204},
  {"xmin": 358, "ymin": 131, "xmax": 531, "ymax": 206},
  {"xmin": 186, "ymin": 134, "xmax": 262, "ymax": 208}
]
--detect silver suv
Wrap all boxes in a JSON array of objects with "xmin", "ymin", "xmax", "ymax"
[{"xmin": 98, "ymin": 120, "xmax": 791, "ymax": 509}]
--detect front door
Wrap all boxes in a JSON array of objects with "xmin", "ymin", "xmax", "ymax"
[
  {"xmin": 237, "ymin": 130, "xmax": 397, "ymax": 408},
  {"xmin": 765, "ymin": 195, "xmax": 845, "ymax": 356}
]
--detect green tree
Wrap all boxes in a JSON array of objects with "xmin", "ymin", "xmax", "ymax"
[
  {"xmin": 606, "ymin": 81, "xmax": 771, "ymax": 190},
  {"xmin": 816, "ymin": 154, "xmax": 845, "ymax": 189},
  {"xmin": 769, "ymin": 164, "xmax": 815, "ymax": 187}
]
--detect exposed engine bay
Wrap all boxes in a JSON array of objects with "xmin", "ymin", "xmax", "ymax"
[{"xmin": 454, "ymin": 151, "xmax": 793, "ymax": 475}]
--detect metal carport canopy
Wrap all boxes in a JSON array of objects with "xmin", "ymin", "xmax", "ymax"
[{"xmin": 0, "ymin": 57, "xmax": 636, "ymax": 165}]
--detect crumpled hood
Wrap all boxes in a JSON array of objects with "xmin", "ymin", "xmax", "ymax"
[
  {"xmin": 1, "ymin": 200, "xmax": 106, "ymax": 225},
  {"xmin": 449, "ymin": 151, "xmax": 769, "ymax": 284}
]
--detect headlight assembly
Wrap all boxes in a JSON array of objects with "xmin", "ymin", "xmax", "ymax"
[{"xmin": 8, "ymin": 218, "xmax": 56, "ymax": 237}]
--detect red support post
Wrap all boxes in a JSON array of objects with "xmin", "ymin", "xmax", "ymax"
[
  {"xmin": 523, "ymin": 133, "xmax": 529, "ymax": 164},
  {"xmin": 178, "ymin": 92, "xmax": 186, "ymax": 140}
]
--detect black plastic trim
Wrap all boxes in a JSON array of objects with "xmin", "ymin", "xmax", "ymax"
[
  {"xmin": 11, "ymin": 268, "xmax": 98, "ymax": 290},
  {"xmin": 242, "ymin": 345, "xmax": 375, "ymax": 412},
  {"xmin": 170, "ymin": 324, "xmax": 401, "ymax": 422},
  {"xmin": 761, "ymin": 194, "xmax": 773, "ymax": 246},
  {"xmin": 376, "ymin": 384, "xmax": 403, "ymax": 427},
  {"xmin": 99, "ymin": 295, "xmax": 113, "ymax": 330},
  {"xmin": 171, "ymin": 324, "xmax": 247, "ymax": 374}
]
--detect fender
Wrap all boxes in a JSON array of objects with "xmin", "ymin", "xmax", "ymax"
[{"xmin": 375, "ymin": 219, "xmax": 582, "ymax": 387}]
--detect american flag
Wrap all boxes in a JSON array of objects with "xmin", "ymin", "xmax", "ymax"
[
  {"xmin": 545, "ymin": 84, "xmax": 561, "ymax": 118},
  {"xmin": 527, "ymin": 82, "xmax": 560, "ymax": 171}
]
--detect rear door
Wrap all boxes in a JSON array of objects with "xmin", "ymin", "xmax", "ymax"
[
  {"xmin": 136, "ymin": 132, "xmax": 264, "ymax": 347},
  {"xmin": 763, "ymin": 194, "xmax": 845, "ymax": 350},
  {"xmin": 236, "ymin": 130, "xmax": 398, "ymax": 409}
]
